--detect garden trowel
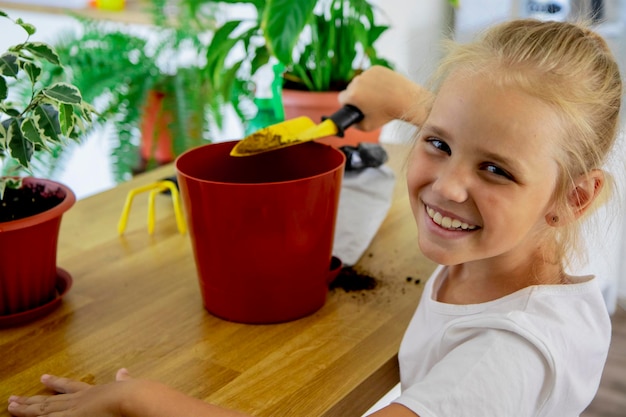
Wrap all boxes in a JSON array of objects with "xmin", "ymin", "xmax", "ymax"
[{"xmin": 230, "ymin": 105, "xmax": 364, "ymax": 156}]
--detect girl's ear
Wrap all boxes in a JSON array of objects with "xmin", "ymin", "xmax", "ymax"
[
  {"xmin": 567, "ymin": 169, "xmax": 605, "ymax": 220},
  {"xmin": 545, "ymin": 169, "xmax": 605, "ymax": 227}
]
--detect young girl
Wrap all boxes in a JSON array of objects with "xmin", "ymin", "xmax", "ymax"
[{"xmin": 8, "ymin": 18, "xmax": 621, "ymax": 417}]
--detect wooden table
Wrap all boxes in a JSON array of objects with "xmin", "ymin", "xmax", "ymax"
[{"xmin": 0, "ymin": 143, "xmax": 437, "ymax": 417}]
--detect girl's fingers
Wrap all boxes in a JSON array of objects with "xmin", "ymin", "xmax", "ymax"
[
  {"xmin": 40, "ymin": 374, "xmax": 91, "ymax": 394},
  {"xmin": 8, "ymin": 393, "xmax": 72, "ymax": 416},
  {"xmin": 115, "ymin": 368, "xmax": 132, "ymax": 381}
]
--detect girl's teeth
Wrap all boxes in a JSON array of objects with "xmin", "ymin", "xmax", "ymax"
[{"xmin": 426, "ymin": 207, "xmax": 476, "ymax": 230}]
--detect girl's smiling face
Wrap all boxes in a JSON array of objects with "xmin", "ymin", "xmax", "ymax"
[{"xmin": 408, "ymin": 71, "xmax": 564, "ymax": 270}]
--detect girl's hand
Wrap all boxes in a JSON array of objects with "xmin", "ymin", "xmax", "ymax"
[
  {"xmin": 8, "ymin": 368, "xmax": 133, "ymax": 417},
  {"xmin": 338, "ymin": 66, "xmax": 432, "ymax": 131}
]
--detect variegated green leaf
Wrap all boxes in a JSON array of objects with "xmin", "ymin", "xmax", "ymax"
[
  {"xmin": 0, "ymin": 75, "xmax": 7, "ymax": 100},
  {"xmin": 34, "ymin": 104, "xmax": 61, "ymax": 143},
  {"xmin": 24, "ymin": 42, "xmax": 60, "ymax": 65},
  {"xmin": 59, "ymin": 103, "xmax": 74, "ymax": 135},
  {"xmin": 18, "ymin": 21, "xmax": 36, "ymax": 36},
  {"xmin": 6, "ymin": 177, "xmax": 22, "ymax": 188},
  {"xmin": 0, "ymin": 176, "xmax": 22, "ymax": 199},
  {"xmin": 21, "ymin": 117, "xmax": 49, "ymax": 150},
  {"xmin": 7, "ymin": 119, "xmax": 32, "ymax": 168},
  {"xmin": 0, "ymin": 52, "xmax": 19, "ymax": 78},
  {"xmin": 0, "ymin": 120, "xmax": 6, "ymax": 146},
  {"xmin": 20, "ymin": 61, "xmax": 42, "ymax": 85},
  {"xmin": 2, "ymin": 107, "xmax": 20, "ymax": 117},
  {"xmin": 43, "ymin": 83, "xmax": 82, "ymax": 105},
  {"xmin": 79, "ymin": 101, "xmax": 96, "ymax": 123}
]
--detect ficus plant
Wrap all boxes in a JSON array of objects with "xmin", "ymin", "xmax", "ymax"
[{"xmin": 0, "ymin": 10, "xmax": 95, "ymax": 198}]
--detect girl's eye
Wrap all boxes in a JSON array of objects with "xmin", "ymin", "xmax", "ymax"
[
  {"xmin": 426, "ymin": 138, "xmax": 451, "ymax": 155},
  {"xmin": 482, "ymin": 163, "xmax": 514, "ymax": 181}
]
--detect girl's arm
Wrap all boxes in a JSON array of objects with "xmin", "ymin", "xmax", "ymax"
[
  {"xmin": 338, "ymin": 66, "xmax": 432, "ymax": 131},
  {"xmin": 7, "ymin": 370, "xmax": 251, "ymax": 417},
  {"xmin": 8, "ymin": 370, "xmax": 420, "ymax": 417}
]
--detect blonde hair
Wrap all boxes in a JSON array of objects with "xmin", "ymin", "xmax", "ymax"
[{"xmin": 428, "ymin": 19, "xmax": 622, "ymax": 263}]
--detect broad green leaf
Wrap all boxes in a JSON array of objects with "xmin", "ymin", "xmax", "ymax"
[
  {"xmin": 21, "ymin": 61, "xmax": 42, "ymax": 84},
  {"xmin": 7, "ymin": 119, "xmax": 33, "ymax": 168},
  {"xmin": 249, "ymin": 45, "xmax": 270, "ymax": 75},
  {"xmin": 42, "ymin": 83, "xmax": 82, "ymax": 105},
  {"xmin": 262, "ymin": 0, "xmax": 316, "ymax": 65},
  {"xmin": 0, "ymin": 10, "xmax": 8, "ymax": 18},
  {"xmin": 3, "ymin": 107, "xmax": 20, "ymax": 117},
  {"xmin": 0, "ymin": 75, "xmax": 7, "ymax": 100},
  {"xmin": 24, "ymin": 42, "xmax": 60, "ymax": 65},
  {"xmin": 0, "ymin": 53, "xmax": 19, "ymax": 77},
  {"xmin": 205, "ymin": 21, "xmax": 245, "ymax": 93},
  {"xmin": 368, "ymin": 25, "xmax": 389, "ymax": 45},
  {"xmin": 21, "ymin": 117, "xmax": 49, "ymax": 150},
  {"xmin": 18, "ymin": 21, "xmax": 36, "ymax": 36}
]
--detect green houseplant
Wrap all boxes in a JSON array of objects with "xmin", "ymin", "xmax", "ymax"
[
  {"xmin": 20, "ymin": 0, "xmax": 222, "ymax": 183},
  {"xmin": 195, "ymin": 0, "xmax": 392, "ymax": 110},
  {"xmin": 0, "ymin": 9, "xmax": 95, "ymax": 323},
  {"xmin": 175, "ymin": 0, "xmax": 393, "ymax": 145},
  {"xmin": 27, "ymin": 4, "xmax": 219, "ymax": 182}
]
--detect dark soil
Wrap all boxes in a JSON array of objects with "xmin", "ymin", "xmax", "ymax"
[
  {"xmin": 0, "ymin": 183, "xmax": 63, "ymax": 222},
  {"xmin": 329, "ymin": 266, "xmax": 378, "ymax": 292}
]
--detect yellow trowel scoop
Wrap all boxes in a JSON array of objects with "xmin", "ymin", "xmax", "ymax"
[{"xmin": 230, "ymin": 105, "xmax": 364, "ymax": 157}]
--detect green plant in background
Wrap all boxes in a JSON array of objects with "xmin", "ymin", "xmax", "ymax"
[
  {"xmin": 175, "ymin": 0, "xmax": 393, "ymax": 129},
  {"xmin": 0, "ymin": 10, "xmax": 95, "ymax": 197},
  {"xmin": 7, "ymin": 0, "xmax": 222, "ymax": 184},
  {"xmin": 37, "ymin": 22, "xmax": 158, "ymax": 181},
  {"xmin": 187, "ymin": 0, "xmax": 460, "ymax": 101},
  {"xmin": 279, "ymin": 0, "xmax": 394, "ymax": 91}
]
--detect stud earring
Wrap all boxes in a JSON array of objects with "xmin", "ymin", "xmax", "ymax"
[{"xmin": 551, "ymin": 215, "xmax": 559, "ymax": 224}]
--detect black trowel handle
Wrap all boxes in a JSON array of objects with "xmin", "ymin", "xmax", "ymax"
[{"xmin": 322, "ymin": 105, "xmax": 364, "ymax": 137}]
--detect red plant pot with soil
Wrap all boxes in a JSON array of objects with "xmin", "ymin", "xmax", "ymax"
[{"xmin": 0, "ymin": 178, "xmax": 75, "ymax": 323}]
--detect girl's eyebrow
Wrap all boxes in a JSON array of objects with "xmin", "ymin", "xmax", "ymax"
[{"xmin": 421, "ymin": 124, "xmax": 451, "ymax": 139}]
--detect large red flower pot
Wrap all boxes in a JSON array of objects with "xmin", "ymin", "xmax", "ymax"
[
  {"xmin": 282, "ymin": 89, "xmax": 381, "ymax": 147},
  {"xmin": 0, "ymin": 178, "xmax": 75, "ymax": 321},
  {"xmin": 176, "ymin": 141, "xmax": 345, "ymax": 323}
]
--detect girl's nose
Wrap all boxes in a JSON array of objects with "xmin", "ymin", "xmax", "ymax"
[{"xmin": 431, "ymin": 163, "xmax": 469, "ymax": 203}]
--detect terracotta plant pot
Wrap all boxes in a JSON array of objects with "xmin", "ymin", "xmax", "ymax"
[
  {"xmin": 282, "ymin": 89, "xmax": 381, "ymax": 147},
  {"xmin": 140, "ymin": 90, "xmax": 175, "ymax": 165},
  {"xmin": 0, "ymin": 178, "xmax": 75, "ymax": 319}
]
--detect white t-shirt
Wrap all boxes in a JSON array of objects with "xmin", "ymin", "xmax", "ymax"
[{"xmin": 394, "ymin": 265, "xmax": 611, "ymax": 417}]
